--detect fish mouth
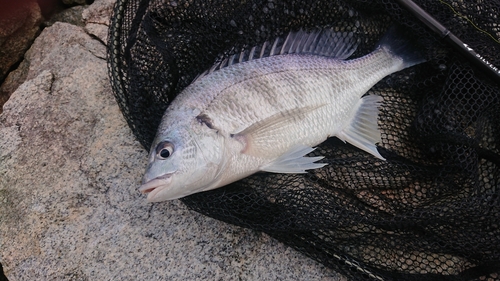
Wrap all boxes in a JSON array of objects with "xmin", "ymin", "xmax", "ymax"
[{"xmin": 139, "ymin": 173, "xmax": 173, "ymax": 199}]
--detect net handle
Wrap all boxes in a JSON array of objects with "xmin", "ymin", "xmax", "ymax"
[{"xmin": 397, "ymin": 0, "xmax": 500, "ymax": 85}]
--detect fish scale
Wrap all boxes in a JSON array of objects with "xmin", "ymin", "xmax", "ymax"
[
  {"xmin": 201, "ymin": 50, "xmax": 396, "ymax": 138},
  {"xmin": 139, "ymin": 28, "xmax": 425, "ymax": 201}
]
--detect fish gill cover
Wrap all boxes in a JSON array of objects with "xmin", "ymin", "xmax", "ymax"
[{"xmin": 107, "ymin": 0, "xmax": 500, "ymax": 280}]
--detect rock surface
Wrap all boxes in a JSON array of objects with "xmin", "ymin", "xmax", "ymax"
[
  {"xmin": 0, "ymin": 1, "xmax": 343, "ymax": 280},
  {"xmin": 45, "ymin": 5, "xmax": 87, "ymax": 27},
  {"xmin": 0, "ymin": 0, "xmax": 43, "ymax": 80},
  {"xmin": 0, "ymin": 0, "xmax": 90, "ymax": 115},
  {"xmin": 0, "ymin": 0, "xmax": 44, "ymax": 111}
]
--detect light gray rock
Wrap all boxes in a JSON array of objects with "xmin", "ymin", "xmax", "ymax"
[
  {"xmin": 0, "ymin": 1, "xmax": 344, "ymax": 281},
  {"xmin": 82, "ymin": 0, "xmax": 115, "ymax": 44}
]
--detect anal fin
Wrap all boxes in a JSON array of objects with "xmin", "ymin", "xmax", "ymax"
[
  {"xmin": 336, "ymin": 95, "xmax": 386, "ymax": 160},
  {"xmin": 260, "ymin": 144, "xmax": 327, "ymax": 173}
]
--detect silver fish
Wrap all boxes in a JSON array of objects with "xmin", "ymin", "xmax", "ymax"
[{"xmin": 139, "ymin": 28, "xmax": 424, "ymax": 201}]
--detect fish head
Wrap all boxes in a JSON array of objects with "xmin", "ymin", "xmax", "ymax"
[{"xmin": 139, "ymin": 114, "xmax": 226, "ymax": 202}]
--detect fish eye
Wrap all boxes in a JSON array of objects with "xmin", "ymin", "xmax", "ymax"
[{"xmin": 156, "ymin": 141, "xmax": 174, "ymax": 159}]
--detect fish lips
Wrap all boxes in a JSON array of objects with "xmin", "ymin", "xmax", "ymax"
[{"xmin": 139, "ymin": 173, "xmax": 173, "ymax": 201}]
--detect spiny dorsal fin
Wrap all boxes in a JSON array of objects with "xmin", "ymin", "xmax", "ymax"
[{"xmin": 192, "ymin": 28, "xmax": 359, "ymax": 83}]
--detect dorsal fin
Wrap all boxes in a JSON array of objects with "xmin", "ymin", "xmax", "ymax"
[{"xmin": 192, "ymin": 28, "xmax": 359, "ymax": 83}]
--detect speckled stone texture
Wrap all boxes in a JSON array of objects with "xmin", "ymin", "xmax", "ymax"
[{"xmin": 0, "ymin": 1, "xmax": 344, "ymax": 280}]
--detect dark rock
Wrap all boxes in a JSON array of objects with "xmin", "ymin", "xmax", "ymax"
[
  {"xmin": 0, "ymin": 0, "xmax": 43, "ymax": 111},
  {"xmin": 62, "ymin": 0, "xmax": 90, "ymax": 6},
  {"xmin": 0, "ymin": 263, "xmax": 8, "ymax": 281},
  {"xmin": 45, "ymin": 5, "xmax": 87, "ymax": 27}
]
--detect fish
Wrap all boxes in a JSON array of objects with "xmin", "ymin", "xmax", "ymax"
[{"xmin": 139, "ymin": 27, "xmax": 425, "ymax": 202}]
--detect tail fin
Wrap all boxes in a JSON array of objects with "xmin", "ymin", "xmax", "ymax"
[{"xmin": 378, "ymin": 26, "xmax": 426, "ymax": 69}]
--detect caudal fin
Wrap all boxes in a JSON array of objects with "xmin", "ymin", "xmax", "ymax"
[{"xmin": 378, "ymin": 26, "xmax": 426, "ymax": 70}]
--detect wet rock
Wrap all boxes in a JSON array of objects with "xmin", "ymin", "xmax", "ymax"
[
  {"xmin": 0, "ymin": 0, "xmax": 43, "ymax": 80},
  {"xmin": 0, "ymin": 0, "xmax": 43, "ymax": 111}
]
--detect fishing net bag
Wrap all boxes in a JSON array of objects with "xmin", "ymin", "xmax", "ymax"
[{"xmin": 107, "ymin": 0, "xmax": 500, "ymax": 280}]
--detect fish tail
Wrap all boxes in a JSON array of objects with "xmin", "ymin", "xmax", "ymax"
[{"xmin": 378, "ymin": 26, "xmax": 426, "ymax": 70}]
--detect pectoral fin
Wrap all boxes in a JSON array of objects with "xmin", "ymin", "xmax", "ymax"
[
  {"xmin": 336, "ymin": 95, "xmax": 386, "ymax": 160},
  {"xmin": 232, "ymin": 104, "xmax": 324, "ymax": 157},
  {"xmin": 260, "ymin": 144, "xmax": 326, "ymax": 173}
]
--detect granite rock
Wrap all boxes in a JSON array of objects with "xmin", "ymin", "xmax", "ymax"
[
  {"xmin": 0, "ymin": 1, "xmax": 343, "ymax": 280},
  {"xmin": 44, "ymin": 5, "xmax": 88, "ymax": 27},
  {"xmin": 0, "ymin": 58, "xmax": 30, "ymax": 116},
  {"xmin": 82, "ymin": 0, "xmax": 115, "ymax": 44},
  {"xmin": 0, "ymin": 1, "xmax": 98, "ymax": 115}
]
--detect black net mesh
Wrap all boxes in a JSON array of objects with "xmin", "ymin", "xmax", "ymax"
[{"xmin": 107, "ymin": 0, "xmax": 500, "ymax": 280}]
